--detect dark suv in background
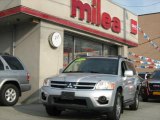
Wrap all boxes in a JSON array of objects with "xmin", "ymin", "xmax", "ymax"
[
  {"xmin": 0, "ymin": 54, "xmax": 31, "ymax": 106},
  {"xmin": 140, "ymin": 69, "xmax": 160, "ymax": 101}
]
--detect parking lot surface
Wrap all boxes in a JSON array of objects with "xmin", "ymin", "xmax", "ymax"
[{"xmin": 0, "ymin": 100, "xmax": 160, "ymax": 120}]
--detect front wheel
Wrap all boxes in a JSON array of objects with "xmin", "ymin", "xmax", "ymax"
[
  {"xmin": 107, "ymin": 92, "xmax": 122, "ymax": 120},
  {"xmin": 129, "ymin": 91, "xmax": 139, "ymax": 110},
  {"xmin": 0, "ymin": 84, "xmax": 20, "ymax": 106}
]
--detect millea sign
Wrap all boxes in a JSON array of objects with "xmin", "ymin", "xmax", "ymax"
[
  {"xmin": 71, "ymin": 0, "xmax": 121, "ymax": 33},
  {"xmin": 70, "ymin": 0, "xmax": 137, "ymax": 35}
]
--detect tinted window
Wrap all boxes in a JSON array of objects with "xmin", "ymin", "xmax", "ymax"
[
  {"xmin": 150, "ymin": 71, "xmax": 160, "ymax": 80},
  {"xmin": 0, "ymin": 59, "xmax": 4, "ymax": 70},
  {"xmin": 2, "ymin": 56, "xmax": 24, "ymax": 70},
  {"xmin": 126, "ymin": 61, "xmax": 136, "ymax": 75}
]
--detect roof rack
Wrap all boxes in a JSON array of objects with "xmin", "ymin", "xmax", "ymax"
[
  {"xmin": 106, "ymin": 55, "xmax": 128, "ymax": 59},
  {"xmin": 76, "ymin": 54, "xmax": 131, "ymax": 61}
]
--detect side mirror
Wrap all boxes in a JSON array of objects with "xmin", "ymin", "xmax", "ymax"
[
  {"xmin": 59, "ymin": 68, "xmax": 63, "ymax": 73},
  {"xmin": 124, "ymin": 70, "xmax": 133, "ymax": 77}
]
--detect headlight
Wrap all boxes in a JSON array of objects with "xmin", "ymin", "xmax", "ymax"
[
  {"xmin": 43, "ymin": 78, "xmax": 50, "ymax": 87},
  {"xmin": 95, "ymin": 80, "xmax": 115, "ymax": 90}
]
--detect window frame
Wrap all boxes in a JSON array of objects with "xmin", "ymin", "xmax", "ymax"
[{"xmin": 0, "ymin": 59, "xmax": 4, "ymax": 70}]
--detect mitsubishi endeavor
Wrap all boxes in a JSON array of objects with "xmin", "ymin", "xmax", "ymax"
[{"xmin": 41, "ymin": 56, "xmax": 140, "ymax": 120}]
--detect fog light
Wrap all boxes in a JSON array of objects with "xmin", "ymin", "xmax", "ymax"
[
  {"xmin": 41, "ymin": 92, "xmax": 47, "ymax": 100},
  {"xmin": 98, "ymin": 96, "xmax": 108, "ymax": 104}
]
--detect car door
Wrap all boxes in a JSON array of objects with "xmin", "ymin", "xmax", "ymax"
[
  {"xmin": 125, "ymin": 61, "xmax": 137, "ymax": 100},
  {"xmin": 121, "ymin": 61, "xmax": 135, "ymax": 102}
]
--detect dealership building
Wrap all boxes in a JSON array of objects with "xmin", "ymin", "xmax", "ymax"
[{"xmin": 0, "ymin": 0, "xmax": 138, "ymax": 103}]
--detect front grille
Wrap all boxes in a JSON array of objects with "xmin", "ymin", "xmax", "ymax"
[
  {"xmin": 149, "ymin": 83, "xmax": 160, "ymax": 91},
  {"xmin": 51, "ymin": 81, "xmax": 96, "ymax": 89},
  {"xmin": 51, "ymin": 81, "xmax": 67, "ymax": 88},
  {"xmin": 53, "ymin": 97, "xmax": 87, "ymax": 106}
]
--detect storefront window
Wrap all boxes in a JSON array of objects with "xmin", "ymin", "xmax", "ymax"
[
  {"xmin": 103, "ymin": 45, "xmax": 109, "ymax": 56},
  {"xmin": 75, "ymin": 37, "xmax": 102, "ymax": 58},
  {"xmin": 63, "ymin": 34, "xmax": 74, "ymax": 67},
  {"xmin": 103, "ymin": 44, "xmax": 118, "ymax": 56},
  {"xmin": 110, "ymin": 46, "xmax": 118, "ymax": 55},
  {"xmin": 63, "ymin": 33, "xmax": 118, "ymax": 68}
]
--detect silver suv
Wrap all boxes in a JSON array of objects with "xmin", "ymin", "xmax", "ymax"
[
  {"xmin": 0, "ymin": 54, "xmax": 31, "ymax": 106},
  {"xmin": 41, "ymin": 56, "xmax": 140, "ymax": 120}
]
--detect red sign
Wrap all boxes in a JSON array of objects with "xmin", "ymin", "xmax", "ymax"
[
  {"xmin": 131, "ymin": 19, "xmax": 137, "ymax": 35},
  {"xmin": 71, "ymin": 0, "xmax": 121, "ymax": 33}
]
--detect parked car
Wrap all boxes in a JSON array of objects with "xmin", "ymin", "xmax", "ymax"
[
  {"xmin": 41, "ymin": 56, "xmax": 140, "ymax": 120},
  {"xmin": 0, "ymin": 54, "xmax": 31, "ymax": 106},
  {"xmin": 140, "ymin": 69, "xmax": 160, "ymax": 102}
]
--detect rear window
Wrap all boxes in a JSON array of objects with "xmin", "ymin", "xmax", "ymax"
[
  {"xmin": 0, "ymin": 59, "xmax": 4, "ymax": 70},
  {"xmin": 2, "ymin": 56, "xmax": 24, "ymax": 70}
]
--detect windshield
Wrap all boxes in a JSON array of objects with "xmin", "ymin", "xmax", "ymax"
[
  {"xmin": 63, "ymin": 58, "xmax": 118, "ymax": 75},
  {"xmin": 150, "ymin": 71, "xmax": 160, "ymax": 80}
]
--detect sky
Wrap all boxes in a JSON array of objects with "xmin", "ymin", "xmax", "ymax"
[{"xmin": 111, "ymin": 0, "xmax": 160, "ymax": 15}]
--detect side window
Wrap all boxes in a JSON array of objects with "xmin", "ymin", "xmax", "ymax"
[
  {"xmin": 0, "ymin": 59, "xmax": 4, "ymax": 70},
  {"xmin": 121, "ymin": 61, "xmax": 127, "ymax": 76},
  {"xmin": 2, "ymin": 56, "xmax": 24, "ymax": 70},
  {"xmin": 126, "ymin": 61, "xmax": 136, "ymax": 75}
]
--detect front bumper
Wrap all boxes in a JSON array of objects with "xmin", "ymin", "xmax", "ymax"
[
  {"xmin": 41, "ymin": 87, "xmax": 115, "ymax": 112},
  {"xmin": 141, "ymin": 87, "xmax": 160, "ymax": 98}
]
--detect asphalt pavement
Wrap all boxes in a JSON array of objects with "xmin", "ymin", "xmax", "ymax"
[{"xmin": 0, "ymin": 100, "xmax": 160, "ymax": 120}]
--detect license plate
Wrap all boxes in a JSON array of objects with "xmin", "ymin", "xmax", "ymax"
[
  {"xmin": 153, "ymin": 92, "xmax": 160, "ymax": 95},
  {"xmin": 61, "ymin": 91, "xmax": 75, "ymax": 100}
]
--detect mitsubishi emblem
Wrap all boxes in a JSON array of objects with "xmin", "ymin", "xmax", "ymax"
[{"xmin": 67, "ymin": 83, "xmax": 73, "ymax": 88}]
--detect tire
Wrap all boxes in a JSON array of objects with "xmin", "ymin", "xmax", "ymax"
[
  {"xmin": 107, "ymin": 92, "xmax": 122, "ymax": 120},
  {"xmin": 129, "ymin": 91, "xmax": 139, "ymax": 110},
  {"xmin": 45, "ymin": 105, "xmax": 62, "ymax": 116},
  {"xmin": 0, "ymin": 84, "xmax": 19, "ymax": 106}
]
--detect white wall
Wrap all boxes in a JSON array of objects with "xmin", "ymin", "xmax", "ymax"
[
  {"xmin": 14, "ymin": 23, "xmax": 41, "ymax": 103},
  {"xmin": 0, "ymin": 0, "xmax": 20, "ymax": 11},
  {"xmin": 39, "ymin": 21, "xmax": 64, "ymax": 88}
]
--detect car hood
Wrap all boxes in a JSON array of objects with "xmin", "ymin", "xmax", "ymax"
[
  {"xmin": 48, "ymin": 73, "xmax": 119, "ymax": 83},
  {"xmin": 146, "ymin": 79, "xmax": 160, "ymax": 84}
]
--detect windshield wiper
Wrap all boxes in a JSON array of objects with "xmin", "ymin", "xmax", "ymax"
[
  {"xmin": 64, "ymin": 71, "xmax": 84, "ymax": 73},
  {"xmin": 89, "ymin": 71, "xmax": 100, "ymax": 73}
]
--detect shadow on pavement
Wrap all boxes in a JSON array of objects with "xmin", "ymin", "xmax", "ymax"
[
  {"xmin": 13, "ymin": 104, "xmax": 49, "ymax": 117},
  {"xmin": 13, "ymin": 104, "xmax": 107, "ymax": 120}
]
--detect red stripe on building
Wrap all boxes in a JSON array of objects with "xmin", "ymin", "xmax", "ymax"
[
  {"xmin": 0, "ymin": 7, "xmax": 21, "ymax": 18},
  {"xmin": 0, "ymin": 6, "xmax": 138, "ymax": 47}
]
